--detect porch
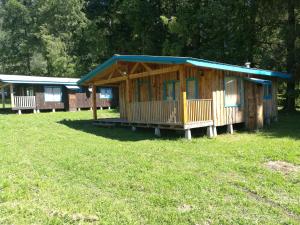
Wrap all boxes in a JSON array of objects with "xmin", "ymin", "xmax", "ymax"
[{"xmin": 94, "ymin": 99, "xmax": 214, "ymax": 130}]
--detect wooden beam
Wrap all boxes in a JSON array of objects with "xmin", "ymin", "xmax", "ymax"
[
  {"xmin": 179, "ymin": 66, "xmax": 187, "ymax": 124},
  {"xmin": 130, "ymin": 65, "xmax": 180, "ymax": 80},
  {"xmin": 93, "ymin": 65, "xmax": 180, "ymax": 86},
  {"xmin": 125, "ymin": 78, "xmax": 130, "ymax": 121},
  {"xmin": 92, "ymin": 85, "xmax": 97, "ymax": 120},
  {"xmin": 130, "ymin": 63, "xmax": 140, "ymax": 74},
  {"xmin": 140, "ymin": 62, "xmax": 152, "ymax": 72},
  {"xmin": 94, "ymin": 76, "xmax": 127, "ymax": 86},
  {"xmin": 10, "ymin": 84, "xmax": 14, "ymax": 108}
]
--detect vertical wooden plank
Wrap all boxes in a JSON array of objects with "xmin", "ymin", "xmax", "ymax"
[{"xmin": 92, "ymin": 85, "xmax": 97, "ymax": 120}]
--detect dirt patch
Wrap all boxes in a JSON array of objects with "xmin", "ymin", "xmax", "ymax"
[
  {"xmin": 265, "ymin": 161, "xmax": 299, "ymax": 174},
  {"xmin": 48, "ymin": 210, "xmax": 99, "ymax": 222},
  {"xmin": 177, "ymin": 204, "xmax": 193, "ymax": 213}
]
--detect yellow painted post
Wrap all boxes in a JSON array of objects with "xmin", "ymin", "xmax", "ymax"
[
  {"xmin": 179, "ymin": 66, "xmax": 187, "ymax": 124},
  {"xmin": 182, "ymin": 92, "xmax": 187, "ymax": 124},
  {"xmin": 92, "ymin": 84, "xmax": 97, "ymax": 120}
]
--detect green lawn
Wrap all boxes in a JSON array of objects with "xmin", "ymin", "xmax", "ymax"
[{"xmin": 0, "ymin": 110, "xmax": 299, "ymax": 224}]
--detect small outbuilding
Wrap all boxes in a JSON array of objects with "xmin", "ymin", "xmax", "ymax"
[
  {"xmin": 0, "ymin": 75, "xmax": 117, "ymax": 114},
  {"xmin": 78, "ymin": 55, "xmax": 290, "ymax": 139}
]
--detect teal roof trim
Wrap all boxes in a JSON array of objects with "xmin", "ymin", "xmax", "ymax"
[{"xmin": 78, "ymin": 55, "xmax": 291, "ymax": 85}]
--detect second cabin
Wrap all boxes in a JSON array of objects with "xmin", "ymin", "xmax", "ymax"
[
  {"xmin": 0, "ymin": 75, "xmax": 118, "ymax": 114},
  {"xmin": 78, "ymin": 55, "xmax": 290, "ymax": 139}
]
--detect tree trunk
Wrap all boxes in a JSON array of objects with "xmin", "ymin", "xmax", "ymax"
[{"xmin": 285, "ymin": 0, "xmax": 296, "ymax": 111}]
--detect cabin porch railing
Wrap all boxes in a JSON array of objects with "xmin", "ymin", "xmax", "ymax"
[
  {"xmin": 127, "ymin": 99, "xmax": 213, "ymax": 125},
  {"xmin": 187, "ymin": 99, "xmax": 213, "ymax": 123},
  {"xmin": 128, "ymin": 100, "xmax": 181, "ymax": 124},
  {"xmin": 13, "ymin": 96, "xmax": 36, "ymax": 109}
]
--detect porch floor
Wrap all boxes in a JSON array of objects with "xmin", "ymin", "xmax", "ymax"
[{"xmin": 93, "ymin": 118, "xmax": 213, "ymax": 130}]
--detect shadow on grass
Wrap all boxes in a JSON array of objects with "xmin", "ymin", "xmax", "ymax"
[
  {"xmin": 258, "ymin": 110, "xmax": 300, "ymax": 140},
  {"xmin": 58, "ymin": 119, "xmax": 184, "ymax": 142},
  {"xmin": 59, "ymin": 110, "xmax": 300, "ymax": 141},
  {"xmin": 0, "ymin": 108, "xmax": 15, "ymax": 115}
]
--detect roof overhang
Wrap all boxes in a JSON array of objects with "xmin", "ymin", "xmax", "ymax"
[
  {"xmin": 78, "ymin": 55, "xmax": 291, "ymax": 85},
  {"xmin": 65, "ymin": 85, "xmax": 81, "ymax": 90},
  {"xmin": 244, "ymin": 77, "xmax": 272, "ymax": 85},
  {"xmin": 0, "ymin": 74, "xmax": 79, "ymax": 86}
]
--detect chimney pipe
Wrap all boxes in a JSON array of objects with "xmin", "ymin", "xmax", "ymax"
[{"xmin": 245, "ymin": 62, "xmax": 251, "ymax": 68}]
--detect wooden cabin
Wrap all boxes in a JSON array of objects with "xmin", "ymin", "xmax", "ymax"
[
  {"xmin": 78, "ymin": 55, "xmax": 290, "ymax": 139},
  {"xmin": 0, "ymin": 75, "xmax": 117, "ymax": 114}
]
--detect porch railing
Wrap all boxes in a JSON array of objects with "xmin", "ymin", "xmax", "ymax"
[
  {"xmin": 187, "ymin": 99, "xmax": 213, "ymax": 123},
  {"xmin": 128, "ymin": 100, "xmax": 181, "ymax": 124},
  {"xmin": 13, "ymin": 96, "xmax": 36, "ymax": 109},
  {"xmin": 127, "ymin": 99, "xmax": 213, "ymax": 125}
]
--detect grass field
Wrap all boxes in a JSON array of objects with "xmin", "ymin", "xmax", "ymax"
[{"xmin": 0, "ymin": 110, "xmax": 299, "ymax": 224}]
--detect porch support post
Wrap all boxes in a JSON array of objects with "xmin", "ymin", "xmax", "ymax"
[
  {"xmin": 1, "ymin": 87, "xmax": 5, "ymax": 108},
  {"xmin": 179, "ymin": 66, "xmax": 187, "ymax": 125},
  {"xmin": 213, "ymin": 126, "xmax": 218, "ymax": 137},
  {"xmin": 227, "ymin": 124, "xmax": 233, "ymax": 134},
  {"xmin": 10, "ymin": 84, "xmax": 14, "ymax": 108},
  {"xmin": 92, "ymin": 84, "xmax": 97, "ymax": 120},
  {"xmin": 185, "ymin": 129, "xmax": 191, "ymax": 140},
  {"xmin": 154, "ymin": 127, "xmax": 161, "ymax": 137},
  {"xmin": 207, "ymin": 126, "xmax": 214, "ymax": 138},
  {"xmin": 125, "ymin": 77, "xmax": 130, "ymax": 121}
]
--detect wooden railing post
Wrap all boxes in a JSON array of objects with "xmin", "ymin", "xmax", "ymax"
[
  {"xmin": 92, "ymin": 85, "xmax": 97, "ymax": 120},
  {"xmin": 179, "ymin": 66, "xmax": 187, "ymax": 124}
]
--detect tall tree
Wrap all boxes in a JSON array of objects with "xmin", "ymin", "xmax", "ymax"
[{"xmin": 285, "ymin": 0, "xmax": 297, "ymax": 111}]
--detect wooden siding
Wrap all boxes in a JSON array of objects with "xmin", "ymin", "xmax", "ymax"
[
  {"xmin": 211, "ymin": 70, "xmax": 244, "ymax": 126},
  {"xmin": 117, "ymin": 64, "xmax": 278, "ymax": 129},
  {"xmin": 244, "ymin": 81, "xmax": 264, "ymax": 129}
]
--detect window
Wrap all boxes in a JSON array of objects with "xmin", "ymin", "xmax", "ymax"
[
  {"xmin": 44, "ymin": 86, "xmax": 62, "ymax": 102},
  {"xmin": 186, "ymin": 78, "xmax": 198, "ymax": 99},
  {"xmin": 100, "ymin": 88, "xmax": 113, "ymax": 99},
  {"xmin": 263, "ymin": 84, "xmax": 272, "ymax": 99},
  {"xmin": 136, "ymin": 79, "xmax": 151, "ymax": 102},
  {"xmin": 224, "ymin": 77, "xmax": 243, "ymax": 107},
  {"xmin": 26, "ymin": 86, "xmax": 34, "ymax": 96},
  {"xmin": 163, "ymin": 80, "xmax": 179, "ymax": 101}
]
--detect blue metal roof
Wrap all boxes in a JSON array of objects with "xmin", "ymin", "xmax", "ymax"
[{"xmin": 78, "ymin": 55, "xmax": 291, "ymax": 84}]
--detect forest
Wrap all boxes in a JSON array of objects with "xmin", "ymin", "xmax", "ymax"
[{"xmin": 0, "ymin": 0, "xmax": 299, "ymax": 110}]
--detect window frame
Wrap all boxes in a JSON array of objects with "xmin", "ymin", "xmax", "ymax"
[
  {"xmin": 163, "ymin": 80, "xmax": 175, "ymax": 101},
  {"xmin": 137, "ymin": 79, "xmax": 152, "ymax": 102},
  {"xmin": 263, "ymin": 83, "xmax": 272, "ymax": 100},
  {"xmin": 186, "ymin": 77, "xmax": 199, "ymax": 99},
  {"xmin": 224, "ymin": 76, "xmax": 243, "ymax": 107},
  {"xmin": 44, "ymin": 86, "xmax": 63, "ymax": 102}
]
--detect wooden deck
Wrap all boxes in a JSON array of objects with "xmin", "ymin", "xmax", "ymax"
[{"xmin": 93, "ymin": 118, "xmax": 213, "ymax": 130}]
